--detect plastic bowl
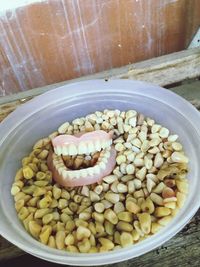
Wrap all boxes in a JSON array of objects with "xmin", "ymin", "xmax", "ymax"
[{"xmin": 0, "ymin": 79, "xmax": 200, "ymax": 265}]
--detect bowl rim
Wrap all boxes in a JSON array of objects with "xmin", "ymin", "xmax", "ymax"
[{"xmin": 0, "ymin": 79, "xmax": 200, "ymax": 265}]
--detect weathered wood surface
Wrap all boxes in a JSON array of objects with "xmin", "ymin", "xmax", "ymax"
[
  {"xmin": 0, "ymin": 47, "xmax": 200, "ymax": 106},
  {"xmin": 122, "ymin": 48, "xmax": 200, "ymax": 86}
]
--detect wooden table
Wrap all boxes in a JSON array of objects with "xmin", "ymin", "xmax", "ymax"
[{"xmin": 0, "ymin": 48, "xmax": 200, "ymax": 267}]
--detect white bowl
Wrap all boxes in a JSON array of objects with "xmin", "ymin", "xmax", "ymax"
[{"xmin": 0, "ymin": 80, "xmax": 200, "ymax": 265}]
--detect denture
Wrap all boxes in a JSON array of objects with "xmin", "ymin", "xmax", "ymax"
[{"xmin": 47, "ymin": 130, "xmax": 116, "ymax": 187}]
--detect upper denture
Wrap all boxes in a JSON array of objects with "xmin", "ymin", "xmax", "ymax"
[{"xmin": 52, "ymin": 130, "xmax": 113, "ymax": 156}]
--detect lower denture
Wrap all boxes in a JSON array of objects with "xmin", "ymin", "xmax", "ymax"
[
  {"xmin": 47, "ymin": 147, "xmax": 116, "ymax": 187},
  {"xmin": 47, "ymin": 130, "xmax": 116, "ymax": 187}
]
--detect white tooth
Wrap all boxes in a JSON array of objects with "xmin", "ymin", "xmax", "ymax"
[
  {"xmin": 67, "ymin": 171, "xmax": 74, "ymax": 179},
  {"xmin": 100, "ymin": 157, "xmax": 108, "ymax": 164},
  {"xmin": 80, "ymin": 169, "xmax": 88, "ymax": 178},
  {"xmin": 68, "ymin": 144, "xmax": 78, "ymax": 155},
  {"xmin": 62, "ymin": 146, "xmax": 68, "ymax": 155},
  {"xmin": 56, "ymin": 163, "xmax": 65, "ymax": 169},
  {"xmin": 95, "ymin": 140, "xmax": 102, "ymax": 151},
  {"xmin": 73, "ymin": 170, "xmax": 81, "ymax": 179},
  {"xmin": 58, "ymin": 167, "xmax": 65, "ymax": 175},
  {"xmin": 87, "ymin": 167, "xmax": 94, "ymax": 176},
  {"xmin": 104, "ymin": 151, "xmax": 111, "ymax": 158},
  {"xmin": 99, "ymin": 162, "xmax": 106, "ymax": 170},
  {"xmin": 56, "ymin": 146, "xmax": 62, "ymax": 155},
  {"xmin": 98, "ymin": 150, "xmax": 105, "ymax": 158},
  {"xmin": 62, "ymin": 169, "xmax": 68, "ymax": 179},
  {"xmin": 104, "ymin": 140, "xmax": 111, "ymax": 148},
  {"xmin": 85, "ymin": 155, "xmax": 92, "ymax": 161},
  {"xmin": 93, "ymin": 165, "xmax": 101, "ymax": 174},
  {"xmin": 52, "ymin": 153, "xmax": 56, "ymax": 159},
  {"xmin": 78, "ymin": 142, "xmax": 88, "ymax": 154},
  {"xmin": 53, "ymin": 159, "xmax": 58, "ymax": 165},
  {"xmin": 87, "ymin": 142, "xmax": 95, "ymax": 153},
  {"xmin": 54, "ymin": 147, "xmax": 58, "ymax": 154},
  {"xmin": 101, "ymin": 141, "xmax": 107, "ymax": 149}
]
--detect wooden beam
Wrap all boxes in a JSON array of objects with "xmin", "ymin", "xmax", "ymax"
[
  {"xmin": 118, "ymin": 47, "xmax": 200, "ymax": 86},
  {"xmin": 0, "ymin": 47, "xmax": 200, "ymax": 105}
]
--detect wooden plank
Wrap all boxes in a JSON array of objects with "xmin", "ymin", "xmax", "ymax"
[
  {"xmin": 122, "ymin": 49, "xmax": 200, "ymax": 86},
  {"xmin": 1, "ymin": 80, "xmax": 200, "ymax": 124},
  {"xmin": 0, "ymin": 47, "xmax": 200, "ymax": 105},
  {"xmin": 0, "ymin": 238, "xmax": 24, "ymax": 262}
]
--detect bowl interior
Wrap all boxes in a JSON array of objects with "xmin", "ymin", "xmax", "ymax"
[{"xmin": 0, "ymin": 80, "xmax": 200, "ymax": 265}]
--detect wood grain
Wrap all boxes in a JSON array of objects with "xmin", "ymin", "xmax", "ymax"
[
  {"xmin": 0, "ymin": 47, "xmax": 200, "ymax": 106},
  {"xmin": 0, "ymin": 0, "xmax": 200, "ymax": 96}
]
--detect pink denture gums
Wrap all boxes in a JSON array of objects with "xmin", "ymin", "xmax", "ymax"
[
  {"xmin": 47, "ymin": 130, "xmax": 116, "ymax": 187},
  {"xmin": 52, "ymin": 130, "xmax": 113, "ymax": 147},
  {"xmin": 47, "ymin": 147, "xmax": 116, "ymax": 187}
]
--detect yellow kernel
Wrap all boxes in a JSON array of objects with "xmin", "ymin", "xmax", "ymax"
[
  {"xmin": 126, "ymin": 200, "xmax": 141, "ymax": 214},
  {"xmin": 94, "ymin": 203, "xmax": 105, "ymax": 213},
  {"xmin": 36, "ymin": 171, "xmax": 46, "ymax": 180},
  {"xmin": 39, "ymin": 195, "xmax": 52, "ymax": 208},
  {"xmin": 22, "ymin": 166, "xmax": 34, "ymax": 179},
  {"xmin": 78, "ymin": 238, "xmax": 91, "ymax": 253},
  {"xmin": 117, "ymin": 211, "xmax": 133, "ymax": 222},
  {"xmin": 158, "ymin": 215, "xmax": 173, "ymax": 226},
  {"xmin": 131, "ymin": 230, "xmax": 140, "ymax": 241},
  {"xmin": 48, "ymin": 236, "xmax": 56, "ymax": 248},
  {"xmin": 154, "ymin": 207, "xmax": 171, "ymax": 217},
  {"xmin": 34, "ymin": 208, "xmax": 52, "ymax": 219},
  {"xmin": 104, "ymin": 209, "xmax": 118, "ymax": 224},
  {"xmin": 141, "ymin": 198, "xmax": 155, "ymax": 214},
  {"xmin": 76, "ymin": 226, "xmax": 91, "ymax": 241},
  {"xmin": 176, "ymin": 192, "xmax": 186, "ymax": 208},
  {"xmin": 65, "ymin": 234, "xmax": 75, "ymax": 246},
  {"xmin": 29, "ymin": 220, "xmax": 42, "ymax": 239},
  {"xmin": 11, "ymin": 185, "xmax": 20, "ymax": 196},
  {"xmin": 98, "ymin": 238, "xmax": 114, "ymax": 250},
  {"xmin": 176, "ymin": 180, "xmax": 189, "ymax": 194},
  {"xmin": 164, "ymin": 202, "xmax": 176, "ymax": 209},
  {"xmin": 92, "ymin": 212, "xmax": 104, "ymax": 223},
  {"xmin": 33, "ymin": 187, "xmax": 46, "ymax": 197},
  {"xmin": 116, "ymin": 221, "xmax": 133, "ymax": 232},
  {"xmin": 55, "ymin": 230, "xmax": 66, "ymax": 250},
  {"xmin": 18, "ymin": 207, "xmax": 29, "ymax": 220},
  {"xmin": 120, "ymin": 232, "xmax": 133, "ymax": 247},
  {"xmin": 15, "ymin": 168, "xmax": 24, "ymax": 181},
  {"xmin": 15, "ymin": 199, "xmax": 25, "ymax": 212},
  {"xmin": 53, "ymin": 186, "xmax": 62, "ymax": 199},
  {"xmin": 137, "ymin": 213, "xmax": 151, "ymax": 234},
  {"xmin": 38, "ymin": 149, "xmax": 49, "ymax": 159},
  {"xmin": 39, "ymin": 225, "xmax": 52, "ymax": 245},
  {"xmin": 65, "ymin": 221, "xmax": 76, "ymax": 232},
  {"xmin": 151, "ymin": 222, "xmax": 163, "ymax": 234},
  {"xmin": 66, "ymin": 245, "xmax": 79, "ymax": 253},
  {"xmin": 42, "ymin": 214, "xmax": 53, "ymax": 225}
]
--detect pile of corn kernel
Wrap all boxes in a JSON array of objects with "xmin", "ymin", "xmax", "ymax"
[{"xmin": 11, "ymin": 109, "xmax": 189, "ymax": 253}]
